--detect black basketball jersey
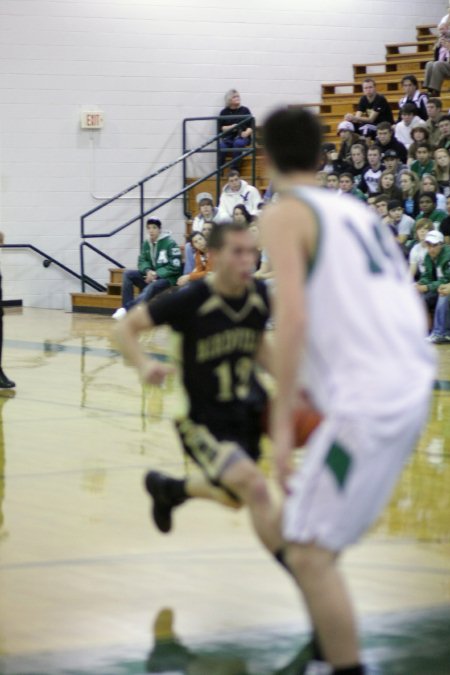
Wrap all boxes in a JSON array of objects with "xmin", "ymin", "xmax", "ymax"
[{"xmin": 148, "ymin": 277, "xmax": 270, "ymax": 433}]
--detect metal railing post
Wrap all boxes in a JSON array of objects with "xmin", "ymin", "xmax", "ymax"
[
  {"xmin": 80, "ymin": 243, "xmax": 85, "ymax": 292},
  {"xmin": 251, "ymin": 119, "xmax": 256, "ymax": 188},
  {"xmin": 139, "ymin": 182, "xmax": 144, "ymax": 246},
  {"xmin": 216, "ymin": 120, "xmax": 221, "ymax": 206}
]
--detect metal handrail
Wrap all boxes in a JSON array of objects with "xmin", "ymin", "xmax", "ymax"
[
  {"xmin": 78, "ymin": 114, "xmax": 256, "ymax": 292},
  {"xmin": 1, "ymin": 244, "xmax": 105, "ymax": 292}
]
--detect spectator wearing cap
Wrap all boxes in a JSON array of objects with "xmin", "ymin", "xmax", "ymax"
[
  {"xmin": 383, "ymin": 149, "xmax": 407, "ymax": 186},
  {"xmin": 424, "ymin": 33, "xmax": 450, "ymax": 96},
  {"xmin": 398, "ymin": 74, "xmax": 429, "ymax": 122},
  {"xmin": 425, "ymin": 98, "xmax": 443, "ymax": 147},
  {"xmin": 216, "ymin": 169, "xmax": 261, "ymax": 223},
  {"xmin": 375, "ymin": 122, "xmax": 408, "ymax": 164},
  {"xmin": 408, "ymin": 126, "xmax": 431, "ymax": 162},
  {"xmin": 410, "ymin": 143, "xmax": 435, "ymax": 179},
  {"xmin": 191, "ymin": 193, "xmax": 219, "ymax": 232},
  {"xmin": 437, "ymin": 114, "xmax": 450, "ymax": 151},
  {"xmin": 348, "ymin": 143, "xmax": 369, "ymax": 190},
  {"xmin": 344, "ymin": 78, "xmax": 393, "ymax": 136},
  {"xmin": 415, "ymin": 191, "xmax": 447, "ymax": 228},
  {"xmin": 320, "ymin": 142, "xmax": 343, "ymax": 174},
  {"xmin": 337, "ymin": 121, "xmax": 360, "ymax": 165},
  {"xmin": 395, "ymin": 104, "xmax": 427, "ymax": 149},
  {"xmin": 360, "ymin": 146, "xmax": 384, "ymax": 195},
  {"xmin": 387, "ymin": 199, "xmax": 416, "ymax": 245},
  {"xmin": 218, "ymin": 89, "xmax": 253, "ymax": 171},
  {"xmin": 409, "ymin": 218, "xmax": 434, "ymax": 278},
  {"xmin": 416, "ymin": 229, "xmax": 450, "ymax": 343}
]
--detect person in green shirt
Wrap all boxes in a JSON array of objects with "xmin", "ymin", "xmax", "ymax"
[
  {"xmin": 410, "ymin": 143, "xmax": 435, "ymax": 179},
  {"xmin": 416, "ymin": 230, "xmax": 450, "ymax": 343},
  {"xmin": 415, "ymin": 192, "xmax": 447, "ymax": 229},
  {"xmin": 338, "ymin": 172, "xmax": 366, "ymax": 202},
  {"xmin": 113, "ymin": 218, "xmax": 182, "ymax": 319}
]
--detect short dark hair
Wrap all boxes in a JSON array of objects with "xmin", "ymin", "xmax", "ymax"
[
  {"xmin": 401, "ymin": 103, "xmax": 417, "ymax": 115},
  {"xmin": 263, "ymin": 107, "xmax": 322, "ymax": 172},
  {"xmin": 189, "ymin": 231, "xmax": 206, "ymax": 244},
  {"xmin": 363, "ymin": 77, "xmax": 376, "ymax": 86},
  {"xmin": 339, "ymin": 172, "xmax": 354, "ymax": 181},
  {"xmin": 146, "ymin": 218, "xmax": 162, "ymax": 229},
  {"xmin": 228, "ymin": 169, "xmax": 240, "ymax": 179},
  {"xmin": 401, "ymin": 74, "xmax": 418, "ymax": 87},
  {"xmin": 327, "ymin": 171, "xmax": 339, "ymax": 179},
  {"xmin": 388, "ymin": 199, "xmax": 403, "ymax": 211},
  {"xmin": 208, "ymin": 221, "xmax": 249, "ymax": 250},
  {"xmin": 374, "ymin": 194, "xmax": 389, "ymax": 205},
  {"xmin": 439, "ymin": 114, "xmax": 450, "ymax": 123},
  {"xmin": 377, "ymin": 122, "xmax": 392, "ymax": 133},
  {"xmin": 368, "ymin": 145, "xmax": 381, "ymax": 154},
  {"xmin": 419, "ymin": 191, "xmax": 437, "ymax": 204},
  {"xmin": 428, "ymin": 97, "xmax": 442, "ymax": 109},
  {"xmin": 416, "ymin": 142, "xmax": 431, "ymax": 152}
]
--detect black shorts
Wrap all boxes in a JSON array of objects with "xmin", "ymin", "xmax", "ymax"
[{"xmin": 175, "ymin": 416, "xmax": 263, "ymax": 486}]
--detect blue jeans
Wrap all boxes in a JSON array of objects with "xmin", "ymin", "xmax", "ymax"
[
  {"xmin": 121, "ymin": 269, "xmax": 170, "ymax": 310},
  {"xmin": 219, "ymin": 136, "xmax": 250, "ymax": 171},
  {"xmin": 183, "ymin": 243, "xmax": 196, "ymax": 274},
  {"xmin": 424, "ymin": 291, "xmax": 450, "ymax": 336}
]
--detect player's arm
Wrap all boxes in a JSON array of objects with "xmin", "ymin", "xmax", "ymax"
[
  {"xmin": 114, "ymin": 304, "xmax": 173, "ymax": 385},
  {"xmin": 261, "ymin": 198, "xmax": 315, "ymax": 487},
  {"xmin": 256, "ymin": 333, "xmax": 275, "ymax": 375}
]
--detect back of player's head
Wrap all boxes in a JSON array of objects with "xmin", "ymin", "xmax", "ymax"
[
  {"xmin": 208, "ymin": 222, "xmax": 249, "ymax": 250},
  {"xmin": 262, "ymin": 107, "xmax": 322, "ymax": 173}
]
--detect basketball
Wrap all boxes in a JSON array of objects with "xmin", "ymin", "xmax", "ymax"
[{"xmin": 262, "ymin": 392, "xmax": 323, "ymax": 447}]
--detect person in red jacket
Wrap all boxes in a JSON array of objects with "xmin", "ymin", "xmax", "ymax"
[{"xmin": 177, "ymin": 232, "xmax": 212, "ymax": 287}]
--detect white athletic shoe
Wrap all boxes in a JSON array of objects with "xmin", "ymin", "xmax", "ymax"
[
  {"xmin": 112, "ymin": 307, "xmax": 127, "ymax": 320},
  {"xmin": 425, "ymin": 333, "xmax": 446, "ymax": 344}
]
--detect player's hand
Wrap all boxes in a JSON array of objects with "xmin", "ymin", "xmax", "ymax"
[
  {"xmin": 438, "ymin": 283, "xmax": 450, "ymax": 296},
  {"xmin": 139, "ymin": 360, "xmax": 174, "ymax": 386},
  {"xmin": 416, "ymin": 284, "xmax": 428, "ymax": 293},
  {"xmin": 177, "ymin": 275, "xmax": 190, "ymax": 287},
  {"xmin": 344, "ymin": 113, "xmax": 354, "ymax": 122},
  {"xmin": 145, "ymin": 271, "xmax": 155, "ymax": 284}
]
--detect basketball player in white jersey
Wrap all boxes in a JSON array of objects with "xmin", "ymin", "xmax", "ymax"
[{"xmin": 259, "ymin": 108, "xmax": 436, "ymax": 675}]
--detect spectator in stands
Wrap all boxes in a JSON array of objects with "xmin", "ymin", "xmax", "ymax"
[
  {"xmin": 410, "ymin": 143, "xmax": 435, "ymax": 179},
  {"xmin": 348, "ymin": 143, "xmax": 369, "ymax": 190},
  {"xmin": 216, "ymin": 170, "xmax": 261, "ymax": 222},
  {"xmin": 112, "ymin": 218, "xmax": 181, "ymax": 319},
  {"xmin": 360, "ymin": 146, "xmax": 384, "ymax": 194},
  {"xmin": 326, "ymin": 172, "xmax": 340, "ymax": 190},
  {"xmin": 420, "ymin": 174, "xmax": 447, "ymax": 210},
  {"xmin": 400, "ymin": 170, "xmax": 421, "ymax": 217},
  {"xmin": 416, "ymin": 230, "xmax": 450, "ymax": 343},
  {"xmin": 398, "ymin": 74, "xmax": 428, "ymax": 121},
  {"xmin": 424, "ymin": 34, "xmax": 450, "ymax": 96},
  {"xmin": 388, "ymin": 199, "xmax": 416, "ymax": 245},
  {"xmin": 408, "ymin": 126, "xmax": 431, "ymax": 162},
  {"xmin": 233, "ymin": 204, "xmax": 253, "ymax": 225},
  {"xmin": 338, "ymin": 172, "xmax": 366, "ymax": 201},
  {"xmin": 437, "ymin": 114, "xmax": 450, "ymax": 150},
  {"xmin": 383, "ymin": 149, "xmax": 407, "ymax": 186},
  {"xmin": 376, "ymin": 122, "xmax": 408, "ymax": 164},
  {"xmin": 378, "ymin": 170, "xmax": 403, "ymax": 201},
  {"xmin": 425, "ymin": 98, "xmax": 443, "ymax": 147},
  {"xmin": 191, "ymin": 193, "xmax": 219, "ymax": 232},
  {"xmin": 415, "ymin": 191, "xmax": 447, "ymax": 228},
  {"xmin": 395, "ymin": 103, "xmax": 427, "ymax": 149},
  {"xmin": 337, "ymin": 121, "xmax": 360, "ymax": 165},
  {"xmin": 218, "ymin": 89, "xmax": 253, "ymax": 171},
  {"xmin": 435, "ymin": 148, "xmax": 450, "ymax": 196},
  {"xmin": 409, "ymin": 218, "xmax": 434, "ymax": 278},
  {"xmin": 439, "ymin": 195, "xmax": 450, "ymax": 243},
  {"xmin": 344, "ymin": 78, "xmax": 393, "ymax": 135},
  {"xmin": 319, "ymin": 142, "xmax": 341, "ymax": 173},
  {"xmin": 177, "ymin": 232, "xmax": 211, "ymax": 287},
  {"xmin": 374, "ymin": 195, "xmax": 391, "ymax": 226}
]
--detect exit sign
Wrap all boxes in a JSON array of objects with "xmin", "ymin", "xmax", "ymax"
[{"xmin": 81, "ymin": 111, "xmax": 104, "ymax": 129}]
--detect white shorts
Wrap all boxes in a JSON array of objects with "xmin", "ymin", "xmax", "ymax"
[{"xmin": 283, "ymin": 399, "xmax": 431, "ymax": 552}]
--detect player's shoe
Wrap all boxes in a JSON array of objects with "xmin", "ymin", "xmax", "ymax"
[
  {"xmin": 0, "ymin": 369, "xmax": 15, "ymax": 389},
  {"xmin": 112, "ymin": 307, "xmax": 127, "ymax": 320},
  {"xmin": 144, "ymin": 471, "xmax": 184, "ymax": 534},
  {"xmin": 425, "ymin": 333, "xmax": 447, "ymax": 344}
]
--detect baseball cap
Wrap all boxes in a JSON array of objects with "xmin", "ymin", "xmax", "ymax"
[
  {"xmin": 322, "ymin": 142, "xmax": 336, "ymax": 152},
  {"xmin": 425, "ymin": 230, "xmax": 444, "ymax": 245},
  {"xmin": 196, "ymin": 192, "xmax": 213, "ymax": 205},
  {"xmin": 383, "ymin": 149, "xmax": 398, "ymax": 159},
  {"xmin": 337, "ymin": 121, "xmax": 355, "ymax": 133}
]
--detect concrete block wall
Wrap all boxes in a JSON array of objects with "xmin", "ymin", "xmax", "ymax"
[{"xmin": 0, "ymin": 0, "xmax": 446, "ymax": 308}]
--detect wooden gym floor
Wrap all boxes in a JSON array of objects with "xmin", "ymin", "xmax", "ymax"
[{"xmin": 0, "ymin": 308, "xmax": 449, "ymax": 675}]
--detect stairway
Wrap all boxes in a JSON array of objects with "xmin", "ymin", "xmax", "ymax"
[{"xmin": 72, "ymin": 23, "xmax": 441, "ymax": 314}]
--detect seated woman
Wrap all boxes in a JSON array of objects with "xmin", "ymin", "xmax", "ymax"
[
  {"xmin": 183, "ymin": 194, "xmax": 217, "ymax": 274},
  {"xmin": 378, "ymin": 170, "xmax": 403, "ymax": 201},
  {"xmin": 420, "ymin": 173, "xmax": 447, "ymax": 210},
  {"xmin": 233, "ymin": 203, "xmax": 253, "ymax": 225},
  {"xmin": 177, "ymin": 232, "xmax": 211, "ymax": 287}
]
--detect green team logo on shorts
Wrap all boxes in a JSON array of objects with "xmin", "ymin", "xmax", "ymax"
[{"xmin": 325, "ymin": 442, "xmax": 352, "ymax": 489}]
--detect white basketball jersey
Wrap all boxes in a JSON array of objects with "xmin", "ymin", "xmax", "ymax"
[{"xmin": 293, "ymin": 187, "xmax": 436, "ymax": 417}]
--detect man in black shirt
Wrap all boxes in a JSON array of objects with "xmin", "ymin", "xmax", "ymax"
[
  {"xmin": 115, "ymin": 221, "xmax": 286, "ymax": 563},
  {"xmin": 218, "ymin": 89, "xmax": 253, "ymax": 171},
  {"xmin": 375, "ymin": 121, "xmax": 408, "ymax": 163},
  {"xmin": 345, "ymin": 78, "xmax": 393, "ymax": 134}
]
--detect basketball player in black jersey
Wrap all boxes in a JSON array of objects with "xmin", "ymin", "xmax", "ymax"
[{"xmin": 115, "ymin": 221, "xmax": 285, "ymax": 563}]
